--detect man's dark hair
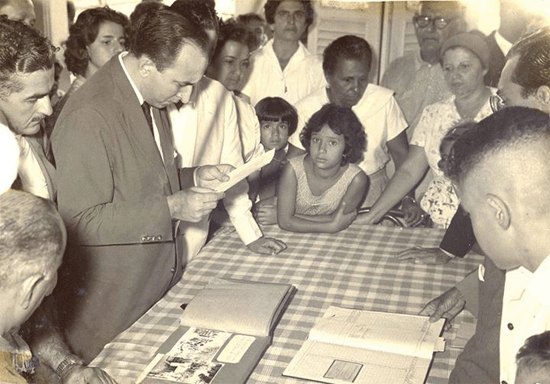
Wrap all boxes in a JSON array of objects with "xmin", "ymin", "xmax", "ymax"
[
  {"xmin": 300, "ymin": 104, "xmax": 367, "ymax": 166},
  {"xmin": 0, "ymin": 17, "xmax": 57, "ymax": 97},
  {"xmin": 264, "ymin": 0, "xmax": 314, "ymax": 27},
  {"xmin": 129, "ymin": 1, "xmax": 166, "ymax": 29},
  {"xmin": 516, "ymin": 331, "xmax": 550, "ymax": 375},
  {"xmin": 170, "ymin": 0, "xmax": 219, "ymax": 39},
  {"xmin": 443, "ymin": 107, "xmax": 550, "ymax": 184},
  {"xmin": 129, "ymin": 8, "xmax": 209, "ymax": 72},
  {"xmin": 0, "ymin": 190, "xmax": 65, "ymax": 289},
  {"xmin": 255, "ymin": 96, "xmax": 298, "ymax": 136},
  {"xmin": 64, "ymin": 7, "xmax": 130, "ymax": 77},
  {"xmin": 507, "ymin": 26, "xmax": 550, "ymax": 98},
  {"xmin": 323, "ymin": 35, "xmax": 372, "ymax": 76},
  {"xmin": 212, "ymin": 19, "xmax": 255, "ymax": 62},
  {"xmin": 237, "ymin": 12, "xmax": 265, "ymax": 25}
]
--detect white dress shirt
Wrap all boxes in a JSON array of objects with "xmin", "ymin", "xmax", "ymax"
[
  {"xmin": 241, "ymin": 39, "xmax": 326, "ymax": 106},
  {"xmin": 499, "ymin": 256, "xmax": 550, "ymax": 383},
  {"xmin": 169, "ymin": 77, "xmax": 262, "ymax": 260},
  {"xmin": 15, "ymin": 134, "xmax": 49, "ymax": 199}
]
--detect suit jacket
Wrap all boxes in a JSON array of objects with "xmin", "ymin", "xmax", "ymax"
[
  {"xmin": 51, "ymin": 56, "xmax": 185, "ymax": 362},
  {"xmin": 449, "ymin": 257, "xmax": 504, "ymax": 383},
  {"xmin": 484, "ymin": 31, "xmax": 506, "ymax": 88}
]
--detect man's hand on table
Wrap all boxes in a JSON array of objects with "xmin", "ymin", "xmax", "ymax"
[
  {"xmin": 61, "ymin": 365, "xmax": 117, "ymax": 384},
  {"xmin": 247, "ymin": 236, "xmax": 287, "ymax": 255},
  {"xmin": 420, "ymin": 287, "xmax": 465, "ymax": 331},
  {"xmin": 397, "ymin": 246, "xmax": 453, "ymax": 265}
]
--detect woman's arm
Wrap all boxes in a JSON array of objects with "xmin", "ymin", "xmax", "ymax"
[
  {"xmin": 277, "ymin": 164, "xmax": 366, "ymax": 232},
  {"xmin": 361, "ymin": 145, "xmax": 429, "ymax": 224},
  {"xmin": 386, "ymin": 132, "xmax": 425, "ymax": 226}
]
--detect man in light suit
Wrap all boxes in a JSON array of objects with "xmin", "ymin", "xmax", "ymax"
[{"xmin": 52, "ymin": 8, "xmax": 229, "ymax": 363}]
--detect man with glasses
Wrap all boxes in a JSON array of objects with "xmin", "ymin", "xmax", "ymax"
[{"xmin": 382, "ymin": 1, "xmax": 467, "ymax": 137}]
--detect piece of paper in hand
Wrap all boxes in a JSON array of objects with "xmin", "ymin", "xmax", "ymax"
[{"xmin": 212, "ymin": 149, "xmax": 275, "ymax": 193}]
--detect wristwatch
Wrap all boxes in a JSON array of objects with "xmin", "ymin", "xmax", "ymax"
[{"xmin": 55, "ymin": 354, "xmax": 84, "ymax": 378}]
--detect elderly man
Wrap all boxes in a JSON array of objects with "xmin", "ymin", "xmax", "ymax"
[
  {"xmin": 382, "ymin": 1, "xmax": 467, "ymax": 137},
  {"xmin": 52, "ymin": 7, "xmax": 229, "ymax": 362},
  {"xmin": 0, "ymin": 191, "xmax": 65, "ymax": 383}
]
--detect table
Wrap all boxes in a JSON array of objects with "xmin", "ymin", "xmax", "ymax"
[{"xmin": 91, "ymin": 224, "xmax": 483, "ymax": 384}]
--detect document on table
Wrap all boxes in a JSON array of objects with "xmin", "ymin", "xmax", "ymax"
[
  {"xmin": 210, "ymin": 149, "xmax": 274, "ymax": 193},
  {"xmin": 283, "ymin": 306, "xmax": 445, "ymax": 384}
]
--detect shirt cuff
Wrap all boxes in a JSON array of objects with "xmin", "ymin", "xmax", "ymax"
[{"xmin": 231, "ymin": 210, "xmax": 263, "ymax": 245}]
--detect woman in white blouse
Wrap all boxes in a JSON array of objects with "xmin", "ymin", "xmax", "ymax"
[{"xmin": 240, "ymin": 0, "xmax": 325, "ymax": 106}]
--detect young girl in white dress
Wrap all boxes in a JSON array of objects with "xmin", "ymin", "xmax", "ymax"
[{"xmin": 277, "ymin": 104, "xmax": 369, "ymax": 233}]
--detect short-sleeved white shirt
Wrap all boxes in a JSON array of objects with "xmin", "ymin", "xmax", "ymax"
[{"xmin": 241, "ymin": 39, "xmax": 325, "ymax": 107}]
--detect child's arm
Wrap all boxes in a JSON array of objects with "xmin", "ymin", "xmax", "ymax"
[{"xmin": 277, "ymin": 164, "xmax": 363, "ymax": 233}]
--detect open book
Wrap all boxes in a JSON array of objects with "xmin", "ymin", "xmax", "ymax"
[
  {"xmin": 283, "ymin": 306, "xmax": 445, "ymax": 384},
  {"xmin": 138, "ymin": 278, "xmax": 295, "ymax": 384}
]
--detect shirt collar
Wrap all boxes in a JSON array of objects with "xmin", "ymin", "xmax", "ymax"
[
  {"xmin": 118, "ymin": 52, "xmax": 145, "ymax": 105},
  {"xmin": 525, "ymin": 254, "xmax": 550, "ymax": 305},
  {"xmin": 495, "ymin": 31, "xmax": 513, "ymax": 56}
]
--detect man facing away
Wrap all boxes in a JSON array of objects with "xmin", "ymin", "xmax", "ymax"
[
  {"xmin": 51, "ymin": 7, "xmax": 229, "ymax": 363},
  {"xmin": 422, "ymin": 106, "xmax": 550, "ymax": 384}
]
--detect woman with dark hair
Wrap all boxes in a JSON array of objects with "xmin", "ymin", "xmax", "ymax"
[
  {"xmin": 206, "ymin": 19, "xmax": 264, "ymax": 163},
  {"xmin": 241, "ymin": 0, "xmax": 324, "ymax": 106},
  {"xmin": 289, "ymin": 35, "xmax": 410, "ymax": 208},
  {"xmin": 47, "ymin": 7, "xmax": 129, "ymax": 131}
]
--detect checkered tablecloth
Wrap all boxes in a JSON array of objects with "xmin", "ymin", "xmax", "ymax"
[{"xmin": 91, "ymin": 223, "xmax": 482, "ymax": 384}]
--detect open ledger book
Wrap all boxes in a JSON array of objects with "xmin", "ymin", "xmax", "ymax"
[
  {"xmin": 137, "ymin": 278, "xmax": 296, "ymax": 384},
  {"xmin": 283, "ymin": 306, "xmax": 445, "ymax": 384}
]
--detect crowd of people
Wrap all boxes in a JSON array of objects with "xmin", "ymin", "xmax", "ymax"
[{"xmin": 1, "ymin": 0, "xmax": 550, "ymax": 383}]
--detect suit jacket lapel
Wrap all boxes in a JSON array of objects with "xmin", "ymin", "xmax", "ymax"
[{"xmin": 110, "ymin": 58, "xmax": 174, "ymax": 192}]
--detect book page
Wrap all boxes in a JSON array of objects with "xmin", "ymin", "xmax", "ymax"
[
  {"xmin": 309, "ymin": 307, "xmax": 444, "ymax": 358},
  {"xmin": 208, "ymin": 150, "xmax": 274, "ymax": 193},
  {"xmin": 180, "ymin": 278, "xmax": 295, "ymax": 337},
  {"xmin": 284, "ymin": 340, "xmax": 433, "ymax": 384}
]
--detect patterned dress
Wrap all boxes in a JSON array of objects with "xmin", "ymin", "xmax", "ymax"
[
  {"xmin": 410, "ymin": 91, "xmax": 495, "ymax": 228},
  {"xmin": 289, "ymin": 154, "xmax": 362, "ymax": 215}
]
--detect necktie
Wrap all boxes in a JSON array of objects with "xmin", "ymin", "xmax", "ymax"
[{"xmin": 141, "ymin": 102, "xmax": 154, "ymax": 136}]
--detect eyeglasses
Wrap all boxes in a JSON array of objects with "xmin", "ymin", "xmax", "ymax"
[
  {"xmin": 414, "ymin": 15, "xmax": 455, "ymax": 30},
  {"xmin": 490, "ymin": 94, "xmax": 506, "ymax": 113}
]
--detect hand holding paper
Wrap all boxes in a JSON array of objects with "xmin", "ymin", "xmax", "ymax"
[{"xmin": 200, "ymin": 150, "xmax": 275, "ymax": 193}]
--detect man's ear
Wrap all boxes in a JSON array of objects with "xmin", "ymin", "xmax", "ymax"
[
  {"xmin": 486, "ymin": 193, "xmax": 511, "ymax": 229},
  {"xmin": 535, "ymin": 85, "xmax": 550, "ymax": 108},
  {"xmin": 18, "ymin": 273, "xmax": 45, "ymax": 310},
  {"xmin": 137, "ymin": 56, "xmax": 156, "ymax": 79}
]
